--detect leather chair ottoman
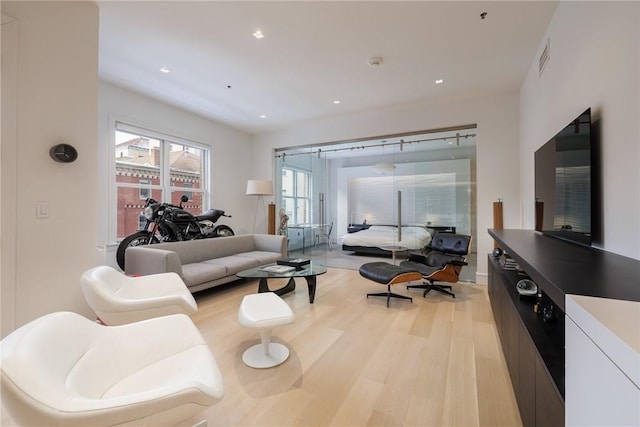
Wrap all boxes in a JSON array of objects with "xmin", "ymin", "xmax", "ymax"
[{"xmin": 359, "ymin": 262, "xmax": 422, "ymax": 307}]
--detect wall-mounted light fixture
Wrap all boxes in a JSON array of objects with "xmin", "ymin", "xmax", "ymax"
[{"xmin": 372, "ymin": 162, "xmax": 396, "ymax": 174}]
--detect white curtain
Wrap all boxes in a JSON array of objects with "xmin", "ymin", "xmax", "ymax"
[{"xmin": 348, "ymin": 173, "xmax": 457, "ymax": 226}]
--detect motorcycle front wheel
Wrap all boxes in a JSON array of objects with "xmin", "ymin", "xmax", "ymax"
[
  {"xmin": 214, "ymin": 225, "xmax": 235, "ymax": 237},
  {"xmin": 116, "ymin": 231, "xmax": 160, "ymax": 271}
]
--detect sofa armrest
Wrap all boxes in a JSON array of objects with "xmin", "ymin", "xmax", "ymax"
[
  {"xmin": 253, "ymin": 234, "xmax": 287, "ymax": 258},
  {"xmin": 124, "ymin": 246, "xmax": 184, "ymax": 277}
]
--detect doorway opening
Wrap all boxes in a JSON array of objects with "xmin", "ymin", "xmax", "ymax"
[{"xmin": 274, "ymin": 125, "xmax": 477, "ymax": 282}]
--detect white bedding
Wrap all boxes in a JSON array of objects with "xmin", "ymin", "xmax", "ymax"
[{"xmin": 340, "ymin": 225, "xmax": 432, "ymax": 250}]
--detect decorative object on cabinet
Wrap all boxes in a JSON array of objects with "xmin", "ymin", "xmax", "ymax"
[
  {"xmin": 493, "ymin": 198, "xmax": 503, "ymax": 249},
  {"xmin": 278, "ymin": 208, "xmax": 289, "ymax": 235},
  {"xmin": 516, "ymin": 278, "xmax": 538, "ymax": 297}
]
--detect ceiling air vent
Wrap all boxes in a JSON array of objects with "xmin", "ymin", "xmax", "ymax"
[{"xmin": 539, "ymin": 38, "xmax": 550, "ymax": 76}]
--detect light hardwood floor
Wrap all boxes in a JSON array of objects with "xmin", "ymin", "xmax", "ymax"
[{"xmin": 182, "ymin": 267, "xmax": 522, "ymax": 427}]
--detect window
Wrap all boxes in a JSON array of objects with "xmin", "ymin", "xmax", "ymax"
[
  {"xmin": 137, "ymin": 213, "xmax": 146, "ymax": 230},
  {"xmin": 180, "ymin": 182, "xmax": 193, "ymax": 201},
  {"xmin": 114, "ymin": 123, "xmax": 209, "ymax": 240},
  {"xmin": 139, "ymin": 179, "xmax": 150, "ymax": 200},
  {"xmin": 281, "ymin": 167, "xmax": 311, "ymax": 224}
]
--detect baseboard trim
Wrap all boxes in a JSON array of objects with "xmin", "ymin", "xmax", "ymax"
[{"xmin": 475, "ymin": 272, "xmax": 488, "ymax": 285}]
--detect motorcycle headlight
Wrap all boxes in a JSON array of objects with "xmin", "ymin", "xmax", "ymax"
[{"xmin": 143, "ymin": 206, "xmax": 154, "ymax": 220}]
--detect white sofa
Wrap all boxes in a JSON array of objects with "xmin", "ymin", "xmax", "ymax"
[{"xmin": 124, "ymin": 234, "xmax": 287, "ymax": 293}]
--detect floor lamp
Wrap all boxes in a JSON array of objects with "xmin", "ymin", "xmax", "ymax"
[{"xmin": 246, "ymin": 179, "xmax": 273, "ymax": 233}]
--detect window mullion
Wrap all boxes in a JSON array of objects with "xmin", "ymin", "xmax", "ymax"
[{"xmin": 161, "ymin": 139, "xmax": 171, "ymax": 202}]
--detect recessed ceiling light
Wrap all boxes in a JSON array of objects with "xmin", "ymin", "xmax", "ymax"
[
  {"xmin": 435, "ymin": 79, "xmax": 444, "ymax": 84},
  {"xmin": 253, "ymin": 30, "xmax": 264, "ymax": 39},
  {"xmin": 333, "ymin": 100, "xmax": 341, "ymax": 104},
  {"xmin": 259, "ymin": 114, "xmax": 266, "ymax": 119},
  {"xmin": 160, "ymin": 67, "xmax": 170, "ymax": 73}
]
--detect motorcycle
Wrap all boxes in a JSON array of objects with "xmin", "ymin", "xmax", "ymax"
[{"xmin": 116, "ymin": 195, "xmax": 234, "ymax": 270}]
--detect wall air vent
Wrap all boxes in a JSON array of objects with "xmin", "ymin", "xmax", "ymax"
[{"xmin": 539, "ymin": 38, "xmax": 550, "ymax": 76}]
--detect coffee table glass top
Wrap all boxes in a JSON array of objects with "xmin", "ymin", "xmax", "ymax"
[{"xmin": 237, "ymin": 261, "xmax": 327, "ymax": 279}]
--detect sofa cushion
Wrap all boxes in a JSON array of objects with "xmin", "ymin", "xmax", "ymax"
[
  {"xmin": 204, "ymin": 256, "xmax": 257, "ymax": 275},
  {"xmin": 181, "ymin": 263, "xmax": 227, "ymax": 287},
  {"xmin": 213, "ymin": 235, "xmax": 255, "ymax": 258},
  {"xmin": 149, "ymin": 240, "xmax": 214, "ymax": 264},
  {"xmin": 149, "ymin": 237, "xmax": 252, "ymax": 264},
  {"xmin": 235, "ymin": 251, "xmax": 282, "ymax": 265}
]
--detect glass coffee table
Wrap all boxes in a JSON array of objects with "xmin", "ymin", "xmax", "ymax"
[{"xmin": 236, "ymin": 262, "xmax": 327, "ymax": 304}]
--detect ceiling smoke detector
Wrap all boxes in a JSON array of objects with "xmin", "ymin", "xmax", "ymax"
[{"xmin": 368, "ymin": 57, "xmax": 383, "ymax": 67}]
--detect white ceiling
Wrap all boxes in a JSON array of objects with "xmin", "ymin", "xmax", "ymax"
[{"xmin": 98, "ymin": 1, "xmax": 558, "ymax": 135}]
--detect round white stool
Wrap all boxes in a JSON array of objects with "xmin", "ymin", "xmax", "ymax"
[{"xmin": 238, "ymin": 292, "xmax": 295, "ymax": 368}]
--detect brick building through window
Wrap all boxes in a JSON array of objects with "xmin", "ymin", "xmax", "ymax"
[{"xmin": 115, "ymin": 133, "xmax": 206, "ymax": 239}]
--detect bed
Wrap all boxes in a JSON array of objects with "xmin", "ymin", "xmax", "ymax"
[{"xmin": 340, "ymin": 225, "xmax": 432, "ymax": 256}]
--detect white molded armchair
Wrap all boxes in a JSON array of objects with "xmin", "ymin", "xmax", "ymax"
[
  {"xmin": 0, "ymin": 312, "xmax": 223, "ymax": 427},
  {"xmin": 81, "ymin": 266, "xmax": 197, "ymax": 325}
]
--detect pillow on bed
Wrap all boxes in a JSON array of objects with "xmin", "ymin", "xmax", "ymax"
[
  {"xmin": 401, "ymin": 226, "xmax": 429, "ymax": 236},
  {"xmin": 367, "ymin": 225, "xmax": 397, "ymax": 231}
]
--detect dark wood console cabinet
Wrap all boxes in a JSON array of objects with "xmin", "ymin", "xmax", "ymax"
[
  {"xmin": 487, "ymin": 229, "xmax": 640, "ymax": 427},
  {"xmin": 488, "ymin": 254, "xmax": 564, "ymax": 427}
]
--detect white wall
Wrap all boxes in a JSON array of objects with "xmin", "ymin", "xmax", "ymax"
[
  {"xmin": 1, "ymin": 1, "xmax": 99, "ymax": 335},
  {"xmin": 2, "ymin": 12, "xmax": 19, "ymax": 339},
  {"xmin": 252, "ymin": 91, "xmax": 522, "ymax": 283},
  {"xmin": 519, "ymin": 1, "xmax": 640, "ymax": 259},
  {"xmin": 97, "ymin": 82, "xmax": 255, "ymax": 261}
]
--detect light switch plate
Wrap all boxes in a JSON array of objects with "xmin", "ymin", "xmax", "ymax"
[{"xmin": 36, "ymin": 201, "xmax": 49, "ymax": 218}]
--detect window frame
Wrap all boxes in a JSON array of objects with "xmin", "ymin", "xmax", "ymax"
[
  {"xmin": 139, "ymin": 178, "xmax": 151, "ymax": 200},
  {"xmin": 281, "ymin": 166, "xmax": 312, "ymax": 225},
  {"xmin": 111, "ymin": 121, "xmax": 210, "ymax": 243}
]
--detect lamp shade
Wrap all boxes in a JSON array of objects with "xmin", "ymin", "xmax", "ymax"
[{"xmin": 246, "ymin": 179, "xmax": 273, "ymax": 196}]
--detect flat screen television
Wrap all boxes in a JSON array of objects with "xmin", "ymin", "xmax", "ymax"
[{"xmin": 535, "ymin": 108, "xmax": 592, "ymax": 247}]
